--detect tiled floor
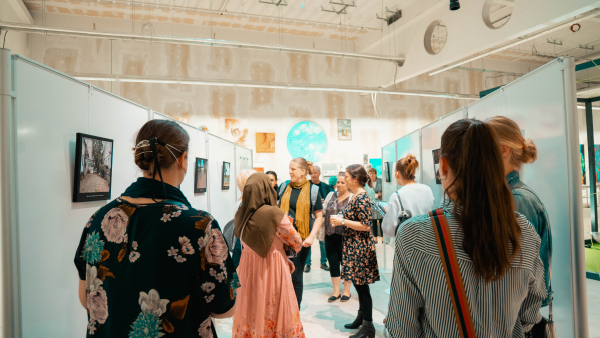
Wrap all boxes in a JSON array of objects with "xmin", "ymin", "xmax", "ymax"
[{"xmin": 215, "ymin": 240, "xmax": 600, "ymax": 338}]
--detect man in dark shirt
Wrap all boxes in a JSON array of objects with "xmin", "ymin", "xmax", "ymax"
[{"xmin": 306, "ymin": 165, "xmax": 331, "ymax": 272}]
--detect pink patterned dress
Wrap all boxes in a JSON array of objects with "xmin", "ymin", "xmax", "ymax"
[{"xmin": 233, "ymin": 215, "xmax": 305, "ymax": 338}]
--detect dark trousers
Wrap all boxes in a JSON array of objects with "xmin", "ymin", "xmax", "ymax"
[
  {"xmin": 354, "ymin": 283, "xmax": 373, "ymax": 321},
  {"xmin": 290, "ymin": 246, "xmax": 311, "ymax": 308},
  {"xmin": 325, "ymin": 234, "xmax": 344, "ymax": 278}
]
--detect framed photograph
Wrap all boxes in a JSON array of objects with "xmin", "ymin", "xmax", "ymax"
[
  {"xmin": 256, "ymin": 133, "xmax": 275, "ymax": 153},
  {"xmin": 222, "ymin": 161, "xmax": 231, "ymax": 190},
  {"xmin": 194, "ymin": 158, "xmax": 208, "ymax": 193},
  {"xmin": 432, "ymin": 149, "xmax": 442, "ymax": 184},
  {"xmin": 338, "ymin": 119, "xmax": 352, "ymax": 140},
  {"xmin": 73, "ymin": 133, "xmax": 113, "ymax": 202},
  {"xmin": 383, "ymin": 162, "xmax": 391, "ymax": 183}
]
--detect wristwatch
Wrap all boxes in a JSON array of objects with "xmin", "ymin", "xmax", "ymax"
[{"xmin": 342, "ymin": 219, "xmax": 345, "ymax": 226}]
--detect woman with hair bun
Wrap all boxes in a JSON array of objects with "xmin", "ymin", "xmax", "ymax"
[
  {"xmin": 486, "ymin": 116, "xmax": 552, "ymax": 309},
  {"xmin": 74, "ymin": 120, "xmax": 238, "ymax": 338},
  {"xmin": 279, "ymin": 157, "xmax": 324, "ymax": 308},
  {"xmin": 330, "ymin": 164, "xmax": 379, "ymax": 338},
  {"xmin": 382, "ymin": 154, "xmax": 435, "ymax": 238}
]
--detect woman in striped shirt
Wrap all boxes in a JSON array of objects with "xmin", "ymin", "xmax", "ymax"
[{"xmin": 385, "ymin": 119, "xmax": 547, "ymax": 337}]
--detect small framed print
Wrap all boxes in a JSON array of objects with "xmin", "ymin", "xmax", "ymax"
[
  {"xmin": 194, "ymin": 158, "xmax": 208, "ymax": 193},
  {"xmin": 73, "ymin": 133, "xmax": 113, "ymax": 202},
  {"xmin": 222, "ymin": 161, "xmax": 231, "ymax": 190},
  {"xmin": 338, "ymin": 119, "xmax": 352, "ymax": 140}
]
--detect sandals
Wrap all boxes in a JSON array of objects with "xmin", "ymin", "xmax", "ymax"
[{"xmin": 328, "ymin": 294, "xmax": 342, "ymax": 302}]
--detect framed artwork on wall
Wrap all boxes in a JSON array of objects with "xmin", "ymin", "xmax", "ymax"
[
  {"xmin": 222, "ymin": 162, "xmax": 231, "ymax": 190},
  {"xmin": 581, "ymin": 145, "xmax": 586, "ymax": 185},
  {"xmin": 73, "ymin": 133, "xmax": 113, "ymax": 202},
  {"xmin": 432, "ymin": 148, "xmax": 442, "ymax": 184},
  {"xmin": 338, "ymin": 119, "xmax": 352, "ymax": 140},
  {"xmin": 256, "ymin": 133, "xmax": 275, "ymax": 153},
  {"xmin": 383, "ymin": 162, "xmax": 391, "ymax": 183},
  {"xmin": 194, "ymin": 158, "xmax": 208, "ymax": 193}
]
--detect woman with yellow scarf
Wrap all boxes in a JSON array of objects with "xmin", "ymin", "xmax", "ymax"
[{"xmin": 279, "ymin": 157, "xmax": 324, "ymax": 308}]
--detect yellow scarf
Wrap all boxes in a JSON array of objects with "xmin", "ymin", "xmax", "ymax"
[{"xmin": 280, "ymin": 178, "xmax": 311, "ymax": 240}]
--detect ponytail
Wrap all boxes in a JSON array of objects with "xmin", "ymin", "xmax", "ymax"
[
  {"xmin": 395, "ymin": 154, "xmax": 419, "ymax": 180},
  {"xmin": 441, "ymin": 119, "xmax": 521, "ymax": 282}
]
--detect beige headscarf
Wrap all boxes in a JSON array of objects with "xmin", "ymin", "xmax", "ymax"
[
  {"xmin": 234, "ymin": 172, "xmax": 285, "ymax": 258},
  {"xmin": 279, "ymin": 178, "xmax": 311, "ymax": 240}
]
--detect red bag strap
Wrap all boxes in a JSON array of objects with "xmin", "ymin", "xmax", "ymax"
[{"xmin": 429, "ymin": 209, "xmax": 477, "ymax": 338}]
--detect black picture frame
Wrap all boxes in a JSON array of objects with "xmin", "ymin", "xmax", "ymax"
[
  {"xmin": 222, "ymin": 161, "xmax": 231, "ymax": 190},
  {"xmin": 432, "ymin": 148, "xmax": 442, "ymax": 184},
  {"xmin": 73, "ymin": 133, "xmax": 114, "ymax": 202},
  {"xmin": 383, "ymin": 161, "xmax": 391, "ymax": 183},
  {"xmin": 194, "ymin": 158, "xmax": 208, "ymax": 193}
]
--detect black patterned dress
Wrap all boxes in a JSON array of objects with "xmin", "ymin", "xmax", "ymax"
[{"xmin": 341, "ymin": 192, "xmax": 380, "ymax": 285}]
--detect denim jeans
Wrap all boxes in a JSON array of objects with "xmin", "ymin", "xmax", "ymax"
[{"xmin": 306, "ymin": 240, "xmax": 328, "ymax": 266}]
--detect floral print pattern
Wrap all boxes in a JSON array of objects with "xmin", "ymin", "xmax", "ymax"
[
  {"xmin": 275, "ymin": 216, "xmax": 303, "ymax": 253},
  {"xmin": 342, "ymin": 193, "xmax": 380, "ymax": 285},
  {"xmin": 82, "ymin": 231, "xmax": 105, "ymax": 264},
  {"xmin": 198, "ymin": 318, "xmax": 214, "ymax": 338},
  {"xmin": 75, "ymin": 192, "xmax": 238, "ymax": 338},
  {"xmin": 101, "ymin": 208, "xmax": 129, "ymax": 243}
]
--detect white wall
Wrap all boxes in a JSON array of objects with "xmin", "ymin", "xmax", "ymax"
[
  {"xmin": 386, "ymin": 58, "xmax": 587, "ymax": 337},
  {"xmin": 4, "ymin": 55, "xmax": 251, "ymax": 337},
  {"xmin": 207, "ymin": 134, "xmax": 237, "ymax": 227}
]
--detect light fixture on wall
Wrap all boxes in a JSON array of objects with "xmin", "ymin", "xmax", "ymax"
[
  {"xmin": 72, "ymin": 74, "xmax": 479, "ymax": 100},
  {"xmin": 449, "ymin": 0, "xmax": 460, "ymax": 11}
]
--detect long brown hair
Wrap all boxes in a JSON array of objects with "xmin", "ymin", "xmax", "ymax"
[{"xmin": 441, "ymin": 119, "xmax": 521, "ymax": 282}]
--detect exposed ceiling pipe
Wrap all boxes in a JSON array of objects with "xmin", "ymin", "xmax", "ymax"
[
  {"xmin": 37, "ymin": 0, "xmax": 379, "ymax": 32},
  {"xmin": 429, "ymin": 9, "xmax": 600, "ymax": 76},
  {"xmin": 0, "ymin": 21, "xmax": 403, "ymax": 63},
  {"xmin": 71, "ymin": 73, "xmax": 479, "ymax": 100}
]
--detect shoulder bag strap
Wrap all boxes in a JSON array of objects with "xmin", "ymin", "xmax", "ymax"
[
  {"xmin": 310, "ymin": 185, "xmax": 319, "ymax": 219},
  {"xmin": 429, "ymin": 209, "xmax": 477, "ymax": 338}
]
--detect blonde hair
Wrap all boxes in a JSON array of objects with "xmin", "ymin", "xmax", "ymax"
[
  {"xmin": 237, "ymin": 169, "xmax": 257, "ymax": 193},
  {"xmin": 291, "ymin": 157, "xmax": 314, "ymax": 176},
  {"xmin": 485, "ymin": 116, "xmax": 537, "ymax": 170},
  {"xmin": 396, "ymin": 154, "xmax": 419, "ymax": 180}
]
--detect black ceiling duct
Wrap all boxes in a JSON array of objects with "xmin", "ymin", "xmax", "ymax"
[{"xmin": 450, "ymin": 0, "xmax": 460, "ymax": 10}]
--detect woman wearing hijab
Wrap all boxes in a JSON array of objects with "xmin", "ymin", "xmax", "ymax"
[{"xmin": 232, "ymin": 173, "xmax": 305, "ymax": 338}]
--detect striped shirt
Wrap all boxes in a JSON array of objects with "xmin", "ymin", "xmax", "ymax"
[{"xmin": 385, "ymin": 201, "xmax": 546, "ymax": 338}]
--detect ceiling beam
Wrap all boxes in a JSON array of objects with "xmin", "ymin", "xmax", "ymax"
[{"xmin": 0, "ymin": 21, "xmax": 402, "ymax": 63}]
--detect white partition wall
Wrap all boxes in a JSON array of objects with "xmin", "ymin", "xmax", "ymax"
[
  {"xmin": 468, "ymin": 59, "xmax": 586, "ymax": 337},
  {"xmin": 235, "ymin": 145, "xmax": 253, "ymax": 200},
  {"xmin": 207, "ymin": 134, "xmax": 237, "ymax": 227},
  {"xmin": 382, "ymin": 142, "xmax": 398, "ymax": 202},
  {"xmin": 0, "ymin": 54, "xmax": 252, "ymax": 338},
  {"xmin": 381, "ymin": 58, "xmax": 586, "ymax": 337}
]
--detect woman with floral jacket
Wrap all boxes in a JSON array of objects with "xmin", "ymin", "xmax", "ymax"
[{"xmin": 74, "ymin": 120, "xmax": 239, "ymax": 338}]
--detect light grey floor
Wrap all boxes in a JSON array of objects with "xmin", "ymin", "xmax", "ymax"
[{"xmin": 216, "ymin": 240, "xmax": 600, "ymax": 338}]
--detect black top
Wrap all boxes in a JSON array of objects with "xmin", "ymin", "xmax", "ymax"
[
  {"xmin": 74, "ymin": 195, "xmax": 239, "ymax": 337},
  {"xmin": 287, "ymin": 186, "xmax": 323, "ymax": 230}
]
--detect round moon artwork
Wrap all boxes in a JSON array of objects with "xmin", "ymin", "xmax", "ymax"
[{"xmin": 286, "ymin": 121, "xmax": 327, "ymax": 163}]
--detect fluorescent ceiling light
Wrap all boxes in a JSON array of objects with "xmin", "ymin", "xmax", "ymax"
[
  {"xmin": 429, "ymin": 10, "xmax": 600, "ymax": 76},
  {"xmin": 0, "ymin": 21, "xmax": 402, "ymax": 63},
  {"xmin": 73, "ymin": 74, "xmax": 479, "ymax": 100},
  {"xmin": 578, "ymin": 105, "xmax": 600, "ymax": 110}
]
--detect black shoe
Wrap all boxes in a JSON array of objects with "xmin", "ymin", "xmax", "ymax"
[
  {"xmin": 320, "ymin": 263, "xmax": 330, "ymax": 271},
  {"xmin": 328, "ymin": 294, "xmax": 341, "ymax": 302},
  {"xmin": 341, "ymin": 294, "xmax": 351, "ymax": 302},
  {"xmin": 350, "ymin": 320, "xmax": 375, "ymax": 338},
  {"xmin": 304, "ymin": 265, "xmax": 311, "ymax": 273},
  {"xmin": 344, "ymin": 310, "xmax": 363, "ymax": 329}
]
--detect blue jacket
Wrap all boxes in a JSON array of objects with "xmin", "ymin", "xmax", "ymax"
[{"xmin": 507, "ymin": 171, "xmax": 552, "ymax": 307}]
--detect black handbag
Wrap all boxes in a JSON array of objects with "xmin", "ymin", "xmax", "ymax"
[{"xmin": 394, "ymin": 191, "xmax": 411, "ymax": 236}]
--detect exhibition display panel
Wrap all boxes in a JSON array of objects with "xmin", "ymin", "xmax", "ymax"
[
  {"xmin": 381, "ymin": 141, "xmax": 398, "ymax": 202},
  {"xmin": 381, "ymin": 58, "xmax": 587, "ymax": 337},
  {"xmin": 0, "ymin": 52, "xmax": 252, "ymax": 338}
]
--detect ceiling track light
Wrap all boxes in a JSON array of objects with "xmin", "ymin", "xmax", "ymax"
[{"xmin": 449, "ymin": 0, "xmax": 460, "ymax": 11}]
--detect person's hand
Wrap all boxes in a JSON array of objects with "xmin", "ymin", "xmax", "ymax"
[
  {"xmin": 302, "ymin": 236, "xmax": 314, "ymax": 247},
  {"xmin": 287, "ymin": 259, "xmax": 295, "ymax": 273},
  {"xmin": 377, "ymin": 192, "xmax": 382, "ymax": 198},
  {"xmin": 330, "ymin": 216, "xmax": 343, "ymax": 227}
]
